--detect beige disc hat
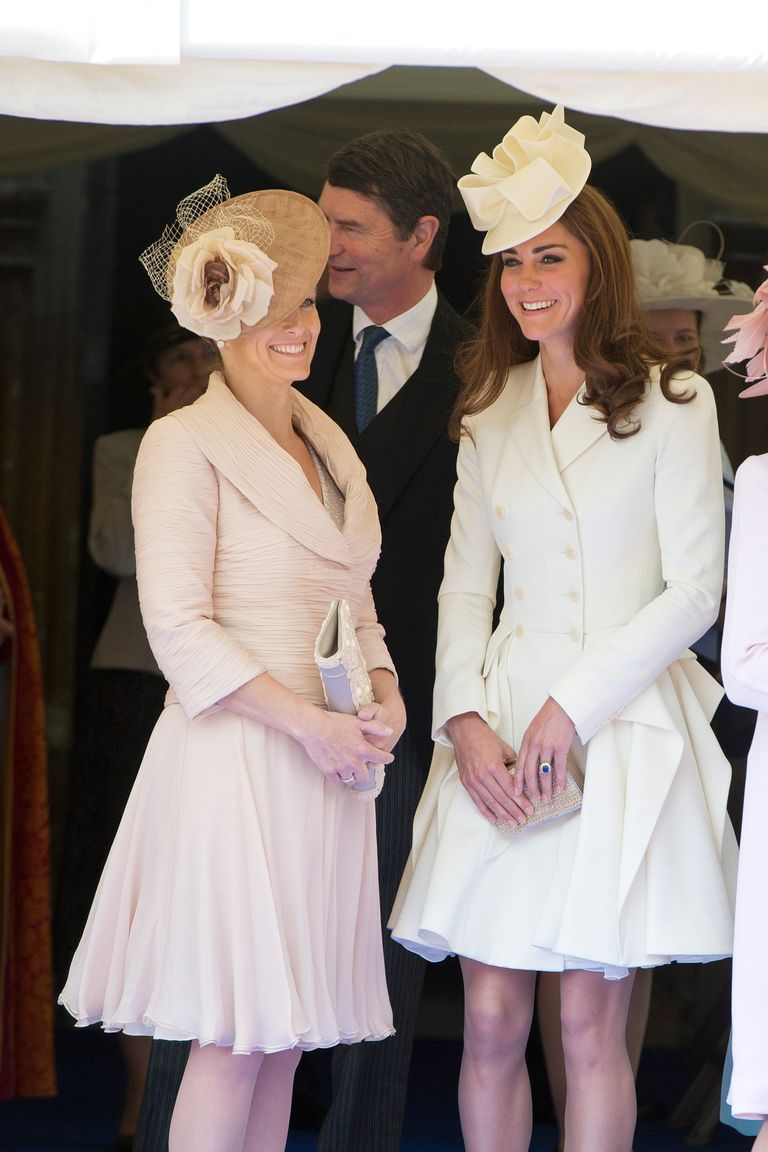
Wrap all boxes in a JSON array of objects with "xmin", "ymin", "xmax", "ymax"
[
  {"xmin": 140, "ymin": 175, "xmax": 330, "ymax": 343},
  {"xmin": 458, "ymin": 105, "xmax": 591, "ymax": 255},
  {"xmin": 631, "ymin": 237, "xmax": 754, "ymax": 372}
]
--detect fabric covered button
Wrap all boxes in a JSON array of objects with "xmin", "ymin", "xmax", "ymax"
[
  {"xmin": 514, "ymin": 586, "xmax": 525, "ymax": 600},
  {"xmin": 569, "ymin": 628, "xmax": 580, "ymax": 642},
  {"xmin": 565, "ymin": 545, "xmax": 577, "ymax": 560},
  {"xmin": 514, "ymin": 624, "xmax": 524, "ymax": 637},
  {"xmin": 563, "ymin": 509, "xmax": 574, "ymax": 522},
  {"xmin": 495, "ymin": 505, "xmax": 507, "ymax": 520},
  {"xmin": 568, "ymin": 589, "xmax": 581, "ymax": 602}
]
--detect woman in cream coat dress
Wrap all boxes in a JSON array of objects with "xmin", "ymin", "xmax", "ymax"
[
  {"xmin": 60, "ymin": 180, "xmax": 404, "ymax": 1152},
  {"xmin": 390, "ymin": 108, "xmax": 737, "ymax": 1152}
]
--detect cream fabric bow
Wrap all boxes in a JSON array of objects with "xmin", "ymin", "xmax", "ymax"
[{"xmin": 458, "ymin": 105, "xmax": 591, "ymax": 254}]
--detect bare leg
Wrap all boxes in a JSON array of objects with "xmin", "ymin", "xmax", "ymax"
[
  {"xmin": 168, "ymin": 1043, "xmax": 264, "ymax": 1152},
  {"xmin": 243, "ymin": 1049, "xmax": 302, "ymax": 1152},
  {"xmin": 538, "ymin": 966, "xmax": 651, "ymax": 1151},
  {"xmin": 560, "ymin": 969, "xmax": 636, "ymax": 1152},
  {"xmin": 458, "ymin": 957, "xmax": 536, "ymax": 1152},
  {"xmin": 536, "ymin": 972, "xmax": 566, "ymax": 1151},
  {"xmin": 753, "ymin": 1121, "xmax": 768, "ymax": 1150},
  {"xmin": 118, "ymin": 1034, "xmax": 152, "ymax": 1139},
  {"xmin": 626, "ymin": 968, "xmax": 652, "ymax": 1079}
]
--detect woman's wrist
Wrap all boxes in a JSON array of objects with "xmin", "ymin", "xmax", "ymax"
[{"xmin": 445, "ymin": 711, "xmax": 486, "ymax": 743}]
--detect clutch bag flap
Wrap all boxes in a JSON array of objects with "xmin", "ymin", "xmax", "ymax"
[
  {"xmin": 314, "ymin": 598, "xmax": 381, "ymax": 799},
  {"xmin": 314, "ymin": 598, "xmax": 374, "ymax": 714},
  {"xmin": 496, "ymin": 756, "xmax": 584, "ymax": 837}
]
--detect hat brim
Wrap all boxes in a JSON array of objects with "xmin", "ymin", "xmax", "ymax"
[
  {"xmin": 175, "ymin": 188, "xmax": 330, "ymax": 339},
  {"xmin": 240, "ymin": 190, "xmax": 329, "ymax": 334}
]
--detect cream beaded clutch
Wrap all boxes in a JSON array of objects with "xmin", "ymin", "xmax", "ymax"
[
  {"xmin": 314, "ymin": 598, "xmax": 384, "ymax": 800},
  {"xmin": 495, "ymin": 756, "xmax": 584, "ymax": 836}
]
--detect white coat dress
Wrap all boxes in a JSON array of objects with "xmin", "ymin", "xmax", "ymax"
[
  {"xmin": 390, "ymin": 356, "xmax": 737, "ymax": 977},
  {"xmin": 723, "ymin": 453, "xmax": 768, "ymax": 1118}
]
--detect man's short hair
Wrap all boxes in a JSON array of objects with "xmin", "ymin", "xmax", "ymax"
[{"xmin": 325, "ymin": 129, "xmax": 455, "ymax": 272}]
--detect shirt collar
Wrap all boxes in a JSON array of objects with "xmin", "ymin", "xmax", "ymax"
[{"xmin": 352, "ymin": 282, "xmax": 438, "ymax": 353}]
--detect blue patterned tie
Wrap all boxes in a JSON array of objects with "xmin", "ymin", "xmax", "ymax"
[{"xmin": 354, "ymin": 325, "xmax": 390, "ymax": 432}]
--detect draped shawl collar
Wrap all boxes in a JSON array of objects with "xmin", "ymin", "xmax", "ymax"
[{"xmin": 171, "ymin": 372, "xmax": 381, "ymax": 573}]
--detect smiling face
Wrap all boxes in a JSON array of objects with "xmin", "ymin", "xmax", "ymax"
[
  {"xmin": 318, "ymin": 183, "xmax": 431, "ymax": 323},
  {"xmin": 500, "ymin": 221, "xmax": 591, "ymax": 354},
  {"xmin": 224, "ymin": 298, "xmax": 321, "ymax": 388}
]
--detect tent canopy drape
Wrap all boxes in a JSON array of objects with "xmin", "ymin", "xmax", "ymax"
[
  {"xmin": 1, "ymin": 2, "xmax": 767, "ymax": 130},
  {"xmin": 1, "ymin": 69, "xmax": 767, "ymax": 226}
]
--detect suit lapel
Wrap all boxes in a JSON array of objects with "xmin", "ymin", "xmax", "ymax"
[
  {"xmin": 357, "ymin": 296, "xmax": 462, "ymax": 518},
  {"xmin": 302, "ymin": 295, "xmax": 464, "ymax": 519}
]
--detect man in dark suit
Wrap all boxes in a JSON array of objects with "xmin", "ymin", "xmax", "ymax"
[
  {"xmin": 304, "ymin": 129, "xmax": 469, "ymax": 1152},
  {"xmin": 133, "ymin": 129, "xmax": 467, "ymax": 1152}
]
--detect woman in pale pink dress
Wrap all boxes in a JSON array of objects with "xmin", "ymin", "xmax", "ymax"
[
  {"xmin": 59, "ymin": 177, "xmax": 405, "ymax": 1152},
  {"xmin": 721, "ymin": 270, "xmax": 768, "ymax": 1146}
]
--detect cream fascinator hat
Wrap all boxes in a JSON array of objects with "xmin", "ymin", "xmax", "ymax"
[
  {"xmin": 140, "ymin": 175, "xmax": 330, "ymax": 343},
  {"xmin": 722, "ymin": 269, "xmax": 768, "ymax": 398},
  {"xmin": 631, "ymin": 237, "xmax": 754, "ymax": 372},
  {"xmin": 458, "ymin": 105, "xmax": 591, "ymax": 255}
]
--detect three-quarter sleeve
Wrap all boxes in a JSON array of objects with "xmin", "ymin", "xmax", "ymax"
[
  {"xmin": 132, "ymin": 417, "xmax": 266, "ymax": 718},
  {"xmin": 356, "ymin": 584, "xmax": 397, "ymax": 682},
  {"xmin": 722, "ymin": 454, "xmax": 768, "ymax": 714}
]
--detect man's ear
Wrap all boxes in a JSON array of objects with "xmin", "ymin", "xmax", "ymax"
[{"xmin": 409, "ymin": 215, "xmax": 440, "ymax": 263}]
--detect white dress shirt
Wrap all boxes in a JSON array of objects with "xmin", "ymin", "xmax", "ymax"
[{"xmin": 352, "ymin": 282, "xmax": 437, "ymax": 414}]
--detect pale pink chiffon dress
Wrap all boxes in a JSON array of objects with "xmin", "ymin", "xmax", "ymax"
[{"xmin": 59, "ymin": 373, "xmax": 395, "ymax": 1054}]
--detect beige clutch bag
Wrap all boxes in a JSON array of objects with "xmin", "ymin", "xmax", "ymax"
[
  {"xmin": 495, "ymin": 756, "xmax": 584, "ymax": 836},
  {"xmin": 314, "ymin": 598, "xmax": 384, "ymax": 800}
]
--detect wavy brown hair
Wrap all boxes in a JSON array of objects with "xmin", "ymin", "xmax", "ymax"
[{"xmin": 450, "ymin": 185, "xmax": 694, "ymax": 440}]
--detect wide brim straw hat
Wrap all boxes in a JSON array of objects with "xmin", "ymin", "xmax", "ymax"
[
  {"xmin": 140, "ymin": 176, "xmax": 330, "ymax": 343},
  {"xmin": 458, "ymin": 105, "xmax": 591, "ymax": 255},
  {"xmin": 631, "ymin": 237, "xmax": 754, "ymax": 372}
]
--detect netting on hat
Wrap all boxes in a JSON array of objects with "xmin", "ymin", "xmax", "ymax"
[{"xmin": 139, "ymin": 174, "xmax": 275, "ymax": 301}]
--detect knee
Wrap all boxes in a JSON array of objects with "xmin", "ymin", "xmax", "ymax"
[
  {"xmin": 560, "ymin": 997, "xmax": 624, "ymax": 1071},
  {"xmin": 464, "ymin": 989, "xmax": 531, "ymax": 1065}
]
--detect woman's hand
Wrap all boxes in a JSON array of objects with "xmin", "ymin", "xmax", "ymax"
[
  {"xmin": 221, "ymin": 670, "xmax": 394, "ymax": 788},
  {"xmin": 358, "ymin": 670, "xmax": 406, "ymax": 751},
  {"xmin": 299, "ymin": 708, "xmax": 395, "ymax": 787},
  {"xmin": 515, "ymin": 697, "xmax": 576, "ymax": 805},
  {"xmin": 446, "ymin": 711, "xmax": 533, "ymax": 827}
]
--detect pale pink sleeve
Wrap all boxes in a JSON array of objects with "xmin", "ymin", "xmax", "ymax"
[
  {"xmin": 356, "ymin": 583, "xmax": 397, "ymax": 682},
  {"xmin": 722, "ymin": 454, "xmax": 768, "ymax": 713},
  {"xmin": 132, "ymin": 416, "xmax": 266, "ymax": 718}
]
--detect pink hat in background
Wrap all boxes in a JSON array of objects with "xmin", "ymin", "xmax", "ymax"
[{"xmin": 722, "ymin": 268, "xmax": 768, "ymax": 398}]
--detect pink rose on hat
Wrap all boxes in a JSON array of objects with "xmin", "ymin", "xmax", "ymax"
[{"xmin": 171, "ymin": 226, "xmax": 277, "ymax": 341}]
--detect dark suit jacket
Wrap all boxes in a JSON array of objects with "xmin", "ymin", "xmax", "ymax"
[{"xmin": 298, "ymin": 293, "xmax": 470, "ymax": 770}]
